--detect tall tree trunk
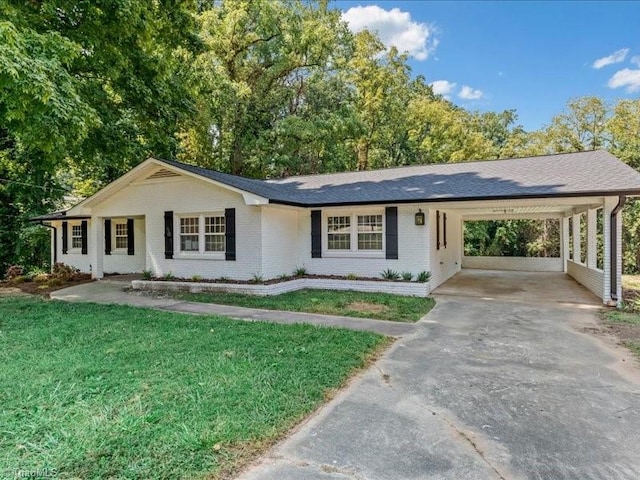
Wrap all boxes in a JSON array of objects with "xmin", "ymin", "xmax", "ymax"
[{"xmin": 356, "ymin": 139, "xmax": 369, "ymax": 171}]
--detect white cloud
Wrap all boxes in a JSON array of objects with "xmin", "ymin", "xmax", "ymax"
[
  {"xmin": 631, "ymin": 55, "xmax": 640, "ymax": 67},
  {"xmin": 342, "ymin": 5, "xmax": 436, "ymax": 60},
  {"xmin": 592, "ymin": 48, "xmax": 629, "ymax": 69},
  {"xmin": 458, "ymin": 85, "xmax": 483, "ymax": 100},
  {"xmin": 608, "ymin": 68, "xmax": 640, "ymax": 92},
  {"xmin": 430, "ymin": 80, "xmax": 456, "ymax": 96}
]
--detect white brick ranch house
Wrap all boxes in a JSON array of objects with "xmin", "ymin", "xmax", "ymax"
[{"xmin": 33, "ymin": 150, "xmax": 640, "ymax": 305}]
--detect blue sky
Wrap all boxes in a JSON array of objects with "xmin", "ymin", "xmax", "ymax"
[{"xmin": 335, "ymin": 1, "xmax": 640, "ymax": 131}]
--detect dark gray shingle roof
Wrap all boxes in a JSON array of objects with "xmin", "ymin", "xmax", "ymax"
[
  {"xmin": 264, "ymin": 150, "xmax": 640, "ymax": 206},
  {"xmin": 155, "ymin": 151, "xmax": 640, "ymax": 206}
]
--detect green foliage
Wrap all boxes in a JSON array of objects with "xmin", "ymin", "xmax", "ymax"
[
  {"xmin": 294, "ymin": 266, "xmax": 308, "ymax": 276},
  {"xmin": 401, "ymin": 271, "xmax": 413, "ymax": 281},
  {"xmin": 0, "ymin": 296, "xmax": 383, "ymax": 478},
  {"xmin": 464, "ymin": 219, "xmax": 560, "ymax": 258},
  {"xmin": 163, "ymin": 271, "xmax": 175, "ymax": 281},
  {"xmin": 169, "ymin": 288, "xmax": 435, "ymax": 322},
  {"xmin": 416, "ymin": 271, "xmax": 431, "ymax": 283},
  {"xmin": 141, "ymin": 269, "xmax": 153, "ymax": 280},
  {"xmin": 250, "ymin": 273, "xmax": 264, "ymax": 284},
  {"xmin": 346, "ymin": 273, "xmax": 358, "ymax": 280},
  {"xmin": 191, "ymin": 274, "xmax": 203, "ymax": 282},
  {"xmin": 380, "ymin": 269, "xmax": 401, "ymax": 281}
]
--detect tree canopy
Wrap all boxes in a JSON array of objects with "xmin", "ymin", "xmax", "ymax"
[{"xmin": 1, "ymin": 0, "xmax": 639, "ymax": 274}]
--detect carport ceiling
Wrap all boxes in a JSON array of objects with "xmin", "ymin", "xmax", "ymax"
[{"xmin": 435, "ymin": 197, "xmax": 605, "ymax": 220}]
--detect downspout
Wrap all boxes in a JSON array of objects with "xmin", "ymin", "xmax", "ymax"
[
  {"xmin": 39, "ymin": 221, "xmax": 57, "ymax": 267},
  {"xmin": 610, "ymin": 195, "xmax": 626, "ymax": 302}
]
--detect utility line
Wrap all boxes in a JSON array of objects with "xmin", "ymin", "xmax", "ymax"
[{"xmin": 0, "ymin": 178, "xmax": 71, "ymax": 192}]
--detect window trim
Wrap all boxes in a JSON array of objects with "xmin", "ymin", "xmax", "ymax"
[
  {"xmin": 113, "ymin": 221, "xmax": 128, "ymax": 252},
  {"xmin": 70, "ymin": 223, "xmax": 83, "ymax": 251},
  {"xmin": 322, "ymin": 209, "xmax": 385, "ymax": 258},
  {"xmin": 174, "ymin": 213, "xmax": 226, "ymax": 259}
]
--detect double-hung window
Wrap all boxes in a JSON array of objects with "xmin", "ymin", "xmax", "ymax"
[
  {"xmin": 115, "ymin": 223, "xmax": 128, "ymax": 249},
  {"xmin": 326, "ymin": 212, "xmax": 384, "ymax": 253},
  {"xmin": 179, "ymin": 214, "xmax": 225, "ymax": 254},
  {"xmin": 71, "ymin": 225, "xmax": 83, "ymax": 249}
]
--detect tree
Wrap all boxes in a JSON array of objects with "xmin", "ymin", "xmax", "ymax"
[{"xmin": 543, "ymin": 96, "xmax": 610, "ymax": 152}]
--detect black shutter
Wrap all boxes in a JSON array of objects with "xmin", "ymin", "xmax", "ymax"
[
  {"xmin": 104, "ymin": 219, "xmax": 112, "ymax": 255},
  {"xmin": 62, "ymin": 221, "xmax": 68, "ymax": 254},
  {"xmin": 385, "ymin": 206, "xmax": 398, "ymax": 260},
  {"xmin": 164, "ymin": 211, "xmax": 174, "ymax": 259},
  {"xmin": 127, "ymin": 218, "xmax": 135, "ymax": 255},
  {"xmin": 311, "ymin": 210, "xmax": 322, "ymax": 258},
  {"xmin": 225, "ymin": 208, "xmax": 236, "ymax": 261},
  {"xmin": 443, "ymin": 213, "xmax": 447, "ymax": 249},
  {"xmin": 436, "ymin": 210, "xmax": 441, "ymax": 250},
  {"xmin": 81, "ymin": 220, "xmax": 88, "ymax": 255}
]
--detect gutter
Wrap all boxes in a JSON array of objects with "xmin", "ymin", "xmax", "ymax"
[
  {"xmin": 610, "ymin": 195, "xmax": 626, "ymax": 302},
  {"xmin": 38, "ymin": 221, "xmax": 57, "ymax": 266}
]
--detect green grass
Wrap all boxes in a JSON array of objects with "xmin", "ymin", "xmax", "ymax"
[
  {"xmin": 604, "ymin": 310, "xmax": 640, "ymax": 325},
  {"xmin": 0, "ymin": 296, "xmax": 386, "ymax": 479},
  {"xmin": 168, "ymin": 289, "xmax": 434, "ymax": 323}
]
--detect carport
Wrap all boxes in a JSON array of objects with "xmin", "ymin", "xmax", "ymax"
[{"xmin": 415, "ymin": 145, "xmax": 640, "ymax": 308}]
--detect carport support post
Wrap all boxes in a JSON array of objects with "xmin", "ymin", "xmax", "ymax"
[
  {"xmin": 90, "ymin": 216, "xmax": 104, "ymax": 279},
  {"xmin": 561, "ymin": 217, "xmax": 570, "ymax": 270},
  {"xmin": 586, "ymin": 208, "xmax": 598, "ymax": 268},
  {"xmin": 603, "ymin": 197, "xmax": 623, "ymax": 305},
  {"xmin": 572, "ymin": 213, "xmax": 581, "ymax": 264}
]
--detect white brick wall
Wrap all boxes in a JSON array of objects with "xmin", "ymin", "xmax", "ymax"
[
  {"xmin": 567, "ymin": 260, "xmax": 604, "ymax": 300},
  {"xmin": 296, "ymin": 204, "xmax": 430, "ymax": 280},
  {"xmin": 52, "ymin": 219, "xmax": 93, "ymax": 273},
  {"xmin": 429, "ymin": 209, "xmax": 462, "ymax": 289},
  {"xmin": 261, "ymin": 206, "xmax": 299, "ymax": 279},
  {"xmin": 462, "ymin": 256, "xmax": 563, "ymax": 272},
  {"xmin": 102, "ymin": 218, "xmax": 146, "ymax": 274},
  {"xmin": 132, "ymin": 277, "xmax": 430, "ymax": 297}
]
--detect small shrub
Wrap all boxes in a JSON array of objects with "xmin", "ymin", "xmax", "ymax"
[
  {"xmin": 191, "ymin": 274, "xmax": 203, "ymax": 282},
  {"xmin": 163, "ymin": 271, "xmax": 175, "ymax": 281},
  {"xmin": 12, "ymin": 275, "xmax": 28, "ymax": 284},
  {"xmin": 219, "ymin": 277, "xmax": 230, "ymax": 282},
  {"xmin": 26, "ymin": 267, "xmax": 48, "ymax": 280},
  {"xmin": 294, "ymin": 266, "xmax": 307, "ymax": 276},
  {"xmin": 250, "ymin": 273, "xmax": 264, "ymax": 284},
  {"xmin": 401, "ymin": 271, "xmax": 413, "ymax": 281},
  {"xmin": 141, "ymin": 269, "xmax": 153, "ymax": 280},
  {"xmin": 45, "ymin": 278, "xmax": 64, "ymax": 288},
  {"xmin": 32, "ymin": 273, "xmax": 51, "ymax": 283},
  {"xmin": 279, "ymin": 274, "xmax": 291, "ymax": 281},
  {"xmin": 380, "ymin": 269, "xmax": 401, "ymax": 281},
  {"xmin": 346, "ymin": 273, "xmax": 358, "ymax": 280},
  {"xmin": 5, "ymin": 265, "xmax": 24, "ymax": 281},
  {"xmin": 52, "ymin": 263, "xmax": 79, "ymax": 281},
  {"xmin": 416, "ymin": 271, "xmax": 431, "ymax": 283}
]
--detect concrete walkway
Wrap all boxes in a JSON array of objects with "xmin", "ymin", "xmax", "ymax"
[
  {"xmin": 50, "ymin": 280, "xmax": 416, "ymax": 336},
  {"xmin": 239, "ymin": 273, "xmax": 640, "ymax": 480}
]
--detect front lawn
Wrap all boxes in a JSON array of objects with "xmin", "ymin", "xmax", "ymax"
[
  {"xmin": 165, "ymin": 289, "xmax": 434, "ymax": 323},
  {"xmin": 0, "ymin": 296, "xmax": 386, "ymax": 479}
]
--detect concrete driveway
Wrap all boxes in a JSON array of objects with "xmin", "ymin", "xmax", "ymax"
[{"xmin": 240, "ymin": 271, "xmax": 640, "ymax": 480}]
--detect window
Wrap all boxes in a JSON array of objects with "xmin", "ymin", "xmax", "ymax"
[
  {"xmin": 357, "ymin": 215, "xmax": 383, "ymax": 250},
  {"xmin": 115, "ymin": 223, "xmax": 128, "ymax": 249},
  {"xmin": 180, "ymin": 217, "xmax": 199, "ymax": 252},
  {"xmin": 178, "ymin": 214, "xmax": 225, "ymax": 254},
  {"xmin": 326, "ymin": 212, "xmax": 384, "ymax": 253},
  {"xmin": 204, "ymin": 216, "xmax": 225, "ymax": 252},
  {"xmin": 328, "ymin": 216, "xmax": 351, "ymax": 250},
  {"xmin": 72, "ymin": 225, "xmax": 83, "ymax": 249}
]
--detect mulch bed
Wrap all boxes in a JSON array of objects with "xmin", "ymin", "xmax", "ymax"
[
  {"xmin": 0, "ymin": 274, "xmax": 93, "ymax": 298},
  {"xmin": 148, "ymin": 274, "xmax": 419, "ymax": 285}
]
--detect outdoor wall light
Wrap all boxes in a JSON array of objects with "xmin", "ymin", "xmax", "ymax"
[{"xmin": 415, "ymin": 209, "xmax": 425, "ymax": 226}]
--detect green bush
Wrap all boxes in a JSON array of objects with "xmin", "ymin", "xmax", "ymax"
[
  {"xmin": 380, "ymin": 269, "xmax": 400, "ymax": 281},
  {"xmin": 401, "ymin": 271, "xmax": 413, "ymax": 281},
  {"xmin": 416, "ymin": 271, "xmax": 431, "ymax": 283},
  {"xmin": 141, "ymin": 269, "xmax": 153, "ymax": 280}
]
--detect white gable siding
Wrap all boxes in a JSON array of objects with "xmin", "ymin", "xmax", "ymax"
[
  {"xmin": 428, "ymin": 209, "xmax": 462, "ymax": 289},
  {"xmin": 92, "ymin": 177, "xmax": 262, "ymax": 280},
  {"xmin": 296, "ymin": 204, "xmax": 430, "ymax": 279},
  {"xmin": 261, "ymin": 206, "xmax": 299, "ymax": 279}
]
